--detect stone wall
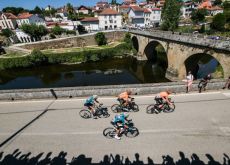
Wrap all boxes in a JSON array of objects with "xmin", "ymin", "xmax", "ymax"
[
  {"xmin": 0, "ymin": 80, "xmax": 226, "ymax": 100},
  {"xmin": 19, "ymin": 31, "xmax": 126, "ymax": 50}
]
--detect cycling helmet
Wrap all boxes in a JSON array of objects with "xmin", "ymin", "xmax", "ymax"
[
  {"xmin": 93, "ymin": 95, "xmax": 98, "ymax": 99},
  {"xmin": 126, "ymin": 89, "xmax": 132, "ymax": 95},
  {"xmin": 166, "ymin": 89, "xmax": 172, "ymax": 94}
]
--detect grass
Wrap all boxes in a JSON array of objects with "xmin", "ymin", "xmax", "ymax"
[{"xmin": 0, "ymin": 51, "xmax": 26, "ymax": 58}]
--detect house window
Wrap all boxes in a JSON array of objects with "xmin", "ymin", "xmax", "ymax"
[
  {"xmin": 105, "ymin": 26, "xmax": 108, "ymax": 30},
  {"xmin": 104, "ymin": 16, "xmax": 107, "ymax": 19},
  {"xmin": 105, "ymin": 21, "xmax": 107, "ymax": 24},
  {"xmin": 114, "ymin": 20, "xmax": 116, "ymax": 23}
]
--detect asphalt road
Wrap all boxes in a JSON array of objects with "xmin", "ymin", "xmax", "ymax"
[{"xmin": 0, "ymin": 91, "xmax": 230, "ymax": 164}]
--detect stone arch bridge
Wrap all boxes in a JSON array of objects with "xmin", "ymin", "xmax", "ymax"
[{"xmin": 130, "ymin": 30, "xmax": 230, "ymax": 81}]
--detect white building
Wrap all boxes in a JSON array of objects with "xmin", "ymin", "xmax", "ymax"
[
  {"xmin": 15, "ymin": 29, "xmax": 34, "ymax": 43},
  {"xmin": 16, "ymin": 13, "xmax": 46, "ymax": 27},
  {"xmin": 181, "ymin": 1, "xmax": 198, "ymax": 18},
  {"xmin": 208, "ymin": 6, "xmax": 223, "ymax": 16},
  {"xmin": 151, "ymin": 8, "xmax": 161, "ymax": 26},
  {"xmin": 81, "ymin": 17, "xmax": 99, "ymax": 31},
  {"xmin": 144, "ymin": 8, "xmax": 151, "ymax": 27},
  {"xmin": 0, "ymin": 13, "xmax": 18, "ymax": 30},
  {"xmin": 98, "ymin": 8, "xmax": 122, "ymax": 30},
  {"xmin": 127, "ymin": 6, "xmax": 145, "ymax": 27},
  {"xmin": 76, "ymin": 5, "xmax": 91, "ymax": 15}
]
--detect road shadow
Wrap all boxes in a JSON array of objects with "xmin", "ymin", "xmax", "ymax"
[{"xmin": 0, "ymin": 150, "xmax": 229, "ymax": 165}]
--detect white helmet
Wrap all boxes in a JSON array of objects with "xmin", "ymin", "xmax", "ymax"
[{"xmin": 93, "ymin": 95, "xmax": 98, "ymax": 99}]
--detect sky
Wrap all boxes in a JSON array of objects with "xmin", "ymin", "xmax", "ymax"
[{"xmin": 0, "ymin": 0, "xmax": 125, "ymax": 10}]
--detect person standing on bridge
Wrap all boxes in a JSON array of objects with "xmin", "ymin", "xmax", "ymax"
[{"xmin": 184, "ymin": 71, "xmax": 194, "ymax": 93}]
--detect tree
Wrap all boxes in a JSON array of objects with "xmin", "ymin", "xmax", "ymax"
[
  {"xmin": 213, "ymin": 0, "xmax": 222, "ymax": 6},
  {"xmin": 1, "ymin": 29, "xmax": 14, "ymax": 38},
  {"xmin": 223, "ymin": 1, "xmax": 230, "ymax": 23},
  {"xmin": 21, "ymin": 24, "xmax": 48, "ymax": 39},
  {"xmin": 66, "ymin": 3, "xmax": 75, "ymax": 15},
  {"xmin": 161, "ymin": 0, "xmax": 182, "ymax": 31},
  {"xmin": 51, "ymin": 25, "xmax": 66, "ymax": 35},
  {"xmin": 211, "ymin": 13, "xmax": 226, "ymax": 31},
  {"xmin": 111, "ymin": 0, "xmax": 117, "ymax": 5},
  {"xmin": 31, "ymin": 6, "xmax": 42, "ymax": 14},
  {"xmin": 190, "ymin": 9, "xmax": 208, "ymax": 24},
  {"xmin": 94, "ymin": 32, "xmax": 107, "ymax": 46},
  {"xmin": 77, "ymin": 25, "xmax": 87, "ymax": 34},
  {"xmin": 2, "ymin": 7, "xmax": 26, "ymax": 15}
]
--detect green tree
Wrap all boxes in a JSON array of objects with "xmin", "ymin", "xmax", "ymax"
[
  {"xmin": 161, "ymin": 0, "xmax": 182, "ymax": 31},
  {"xmin": 2, "ymin": 7, "xmax": 26, "ymax": 15},
  {"xmin": 21, "ymin": 24, "xmax": 48, "ymax": 40},
  {"xmin": 213, "ymin": 0, "xmax": 222, "ymax": 6},
  {"xmin": 77, "ymin": 25, "xmax": 87, "ymax": 34},
  {"xmin": 211, "ymin": 13, "xmax": 226, "ymax": 31},
  {"xmin": 1, "ymin": 29, "xmax": 14, "ymax": 37},
  {"xmin": 31, "ymin": 6, "xmax": 42, "ymax": 14},
  {"xmin": 29, "ymin": 49, "xmax": 48, "ymax": 66},
  {"xmin": 94, "ymin": 32, "xmax": 107, "ymax": 46},
  {"xmin": 223, "ymin": 1, "xmax": 230, "ymax": 23},
  {"xmin": 51, "ymin": 25, "xmax": 66, "ymax": 35},
  {"xmin": 190, "ymin": 9, "xmax": 208, "ymax": 24},
  {"xmin": 111, "ymin": 0, "xmax": 117, "ymax": 4}
]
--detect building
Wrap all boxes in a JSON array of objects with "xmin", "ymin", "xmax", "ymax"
[
  {"xmin": 123, "ymin": 0, "xmax": 137, "ymax": 5},
  {"xmin": 207, "ymin": 6, "xmax": 223, "ymax": 15},
  {"xmin": 119, "ymin": 5, "xmax": 130, "ymax": 15},
  {"xmin": 15, "ymin": 29, "xmax": 34, "ymax": 43},
  {"xmin": 81, "ymin": 17, "xmax": 99, "ymax": 31},
  {"xmin": 98, "ymin": 8, "xmax": 122, "ymax": 30},
  {"xmin": 0, "ymin": 13, "xmax": 18, "ymax": 30},
  {"xmin": 17, "ymin": 13, "xmax": 46, "ymax": 27},
  {"xmin": 56, "ymin": 8, "xmax": 68, "ymax": 21},
  {"xmin": 181, "ymin": 1, "xmax": 198, "ymax": 18},
  {"xmin": 151, "ymin": 8, "xmax": 161, "ymax": 26},
  {"xmin": 128, "ymin": 6, "xmax": 145, "ymax": 27},
  {"xmin": 76, "ymin": 5, "xmax": 91, "ymax": 15},
  {"xmin": 144, "ymin": 8, "xmax": 151, "ymax": 27}
]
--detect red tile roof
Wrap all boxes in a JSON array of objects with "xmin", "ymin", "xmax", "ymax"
[
  {"xmin": 99, "ymin": 8, "xmax": 119, "ymax": 15},
  {"xmin": 152, "ymin": 8, "xmax": 161, "ymax": 11},
  {"xmin": 144, "ymin": 8, "xmax": 151, "ymax": 13},
  {"xmin": 120, "ymin": 5, "xmax": 130, "ymax": 9},
  {"xmin": 17, "ymin": 13, "xmax": 33, "ymax": 19},
  {"xmin": 130, "ymin": 6, "xmax": 144, "ymax": 12},
  {"xmin": 207, "ymin": 6, "xmax": 223, "ymax": 10},
  {"xmin": 81, "ymin": 17, "xmax": 99, "ymax": 22}
]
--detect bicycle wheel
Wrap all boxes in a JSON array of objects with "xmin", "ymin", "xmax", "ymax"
[
  {"xmin": 125, "ymin": 127, "xmax": 139, "ymax": 138},
  {"xmin": 132, "ymin": 104, "xmax": 139, "ymax": 112},
  {"xmin": 163, "ymin": 103, "xmax": 175, "ymax": 113},
  {"xmin": 111, "ymin": 104, "xmax": 121, "ymax": 113},
  {"xmin": 146, "ymin": 104, "xmax": 155, "ymax": 114},
  {"xmin": 79, "ymin": 109, "xmax": 92, "ymax": 119},
  {"xmin": 103, "ymin": 127, "xmax": 116, "ymax": 139},
  {"xmin": 102, "ymin": 110, "xmax": 110, "ymax": 118}
]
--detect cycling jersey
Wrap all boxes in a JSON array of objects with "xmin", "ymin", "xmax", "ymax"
[
  {"xmin": 118, "ymin": 92, "xmax": 129, "ymax": 101},
  {"xmin": 85, "ymin": 96, "xmax": 94, "ymax": 105},
  {"xmin": 159, "ymin": 92, "xmax": 169, "ymax": 99},
  {"xmin": 113, "ymin": 114, "xmax": 126, "ymax": 126}
]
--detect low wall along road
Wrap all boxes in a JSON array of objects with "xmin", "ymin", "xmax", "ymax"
[{"xmin": 0, "ymin": 80, "xmax": 226, "ymax": 100}]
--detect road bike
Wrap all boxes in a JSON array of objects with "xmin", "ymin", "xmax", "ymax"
[
  {"xmin": 111, "ymin": 98, "xmax": 139, "ymax": 113},
  {"xmin": 146, "ymin": 98, "xmax": 175, "ymax": 114},
  {"xmin": 103, "ymin": 120, "xmax": 139, "ymax": 139},
  {"xmin": 79, "ymin": 104, "xmax": 110, "ymax": 119}
]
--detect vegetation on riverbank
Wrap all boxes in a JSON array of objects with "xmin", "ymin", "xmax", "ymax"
[{"xmin": 0, "ymin": 42, "xmax": 135, "ymax": 70}]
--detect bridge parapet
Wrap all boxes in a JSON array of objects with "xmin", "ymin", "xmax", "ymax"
[{"xmin": 130, "ymin": 30, "xmax": 230, "ymax": 52}]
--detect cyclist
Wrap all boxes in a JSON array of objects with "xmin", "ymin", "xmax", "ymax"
[
  {"xmin": 118, "ymin": 89, "xmax": 132, "ymax": 108},
  {"xmin": 111, "ymin": 112, "xmax": 130, "ymax": 140},
  {"xmin": 155, "ymin": 90, "xmax": 173, "ymax": 113},
  {"xmin": 84, "ymin": 95, "xmax": 101, "ymax": 118}
]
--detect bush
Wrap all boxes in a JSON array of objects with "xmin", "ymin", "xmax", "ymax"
[
  {"xmin": 66, "ymin": 30, "xmax": 77, "ymax": 35},
  {"xmin": 94, "ymin": 32, "xmax": 107, "ymax": 46},
  {"xmin": 1, "ymin": 28, "xmax": 14, "ymax": 37},
  {"xmin": 51, "ymin": 25, "xmax": 66, "ymax": 35},
  {"xmin": 211, "ymin": 13, "xmax": 226, "ymax": 31},
  {"xmin": 29, "ymin": 49, "xmax": 48, "ymax": 66},
  {"xmin": 49, "ymin": 33, "xmax": 56, "ymax": 39}
]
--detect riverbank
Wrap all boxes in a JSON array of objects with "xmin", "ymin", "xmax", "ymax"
[
  {"xmin": 0, "ymin": 80, "xmax": 226, "ymax": 100},
  {"xmin": 0, "ymin": 42, "xmax": 135, "ymax": 70}
]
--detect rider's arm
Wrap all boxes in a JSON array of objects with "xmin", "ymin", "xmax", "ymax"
[{"xmin": 165, "ymin": 96, "xmax": 172, "ymax": 105}]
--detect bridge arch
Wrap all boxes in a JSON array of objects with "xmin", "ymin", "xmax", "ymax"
[
  {"xmin": 131, "ymin": 36, "xmax": 139, "ymax": 52},
  {"xmin": 183, "ymin": 52, "xmax": 224, "ymax": 79},
  {"xmin": 144, "ymin": 40, "xmax": 168, "ymax": 64}
]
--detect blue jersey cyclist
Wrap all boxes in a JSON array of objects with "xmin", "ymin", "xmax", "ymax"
[
  {"xmin": 111, "ymin": 112, "xmax": 129, "ymax": 140},
  {"xmin": 84, "ymin": 95, "xmax": 100, "ymax": 117}
]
